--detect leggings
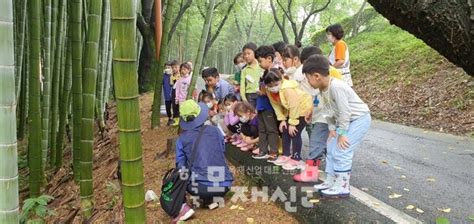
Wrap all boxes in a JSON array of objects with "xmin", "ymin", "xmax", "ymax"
[
  {"xmin": 282, "ymin": 117, "xmax": 307, "ymax": 160},
  {"xmin": 165, "ymin": 100, "xmax": 172, "ymax": 118},
  {"xmin": 171, "ymin": 89, "xmax": 180, "ymax": 118}
]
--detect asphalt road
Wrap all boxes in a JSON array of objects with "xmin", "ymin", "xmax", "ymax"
[{"xmin": 302, "ymin": 120, "xmax": 474, "ymax": 223}]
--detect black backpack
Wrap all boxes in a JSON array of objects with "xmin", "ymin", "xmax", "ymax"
[{"xmin": 159, "ymin": 126, "xmax": 206, "ymax": 217}]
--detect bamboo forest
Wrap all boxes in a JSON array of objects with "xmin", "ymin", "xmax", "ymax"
[{"xmin": 0, "ymin": 0, "xmax": 473, "ymax": 223}]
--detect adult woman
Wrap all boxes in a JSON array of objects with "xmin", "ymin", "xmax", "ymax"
[{"xmin": 327, "ymin": 24, "xmax": 353, "ymax": 87}]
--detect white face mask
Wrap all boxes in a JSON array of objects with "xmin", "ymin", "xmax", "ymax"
[
  {"xmin": 239, "ymin": 116, "xmax": 249, "ymax": 123},
  {"xmin": 164, "ymin": 68, "xmax": 172, "ymax": 74},
  {"xmin": 285, "ymin": 66, "xmax": 297, "ymax": 75},
  {"xmin": 206, "ymin": 102, "xmax": 213, "ymax": 109},
  {"xmin": 267, "ymin": 84, "xmax": 281, "ymax": 93},
  {"xmin": 235, "ymin": 63, "xmax": 245, "ymax": 71},
  {"xmin": 225, "ymin": 105, "xmax": 232, "ymax": 111}
]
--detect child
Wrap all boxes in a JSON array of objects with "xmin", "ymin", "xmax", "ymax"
[
  {"xmin": 303, "ymin": 55, "xmax": 371, "ymax": 198},
  {"xmin": 282, "ymin": 45, "xmax": 305, "ymax": 82},
  {"xmin": 240, "ymin": 42, "xmax": 263, "ymax": 108},
  {"xmin": 173, "ymin": 100, "xmax": 234, "ymax": 221},
  {"xmin": 162, "ymin": 61, "xmax": 174, "ymax": 126},
  {"xmin": 233, "ymin": 52, "xmax": 246, "ymax": 83},
  {"xmin": 327, "ymin": 24, "xmax": 353, "ymax": 86},
  {"xmin": 170, "ymin": 60, "xmax": 181, "ymax": 126},
  {"xmin": 202, "ymin": 67, "xmax": 235, "ymax": 102},
  {"xmin": 175, "ymin": 63, "xmax": 192, "ymax": 106},
  {"xmin": 293, "ymin": 46, "xmax": 344, "ymax": 182},
  {"xmin": 272, "ymin": 41, "xmax": 287, "ymax": 69},
  {"xmin": 234, "ymin": 102, "xmax": 259, "ymax": 153},
  {"xmin": 264, "ymin": 68, "xmax": 313, "ymax": 170},
  {"xmin": 253, "ymin": 45, "xmax": 280, "ymax": 160},
  {"xmin": 223, "ymin": 94, "xmax": 243, "ymax": 144}
]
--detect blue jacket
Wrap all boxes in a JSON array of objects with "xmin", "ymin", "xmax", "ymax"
[
  {"xmin": 205, "ymin": 79, "xmax": 235, "ymax": 102},
  {"xmin": 256, "ymin": 76, "xmax": 274, "ymax": 111},
  {"xmin": 175, "ymin": 125, "xmax": 234, "ymax": 187},
  {"xmin": 163, "ymin": 73, "xmax": 172, "ymax": 101}
]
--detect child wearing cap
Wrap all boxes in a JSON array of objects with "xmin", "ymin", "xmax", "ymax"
[{"xmin": 303, "ymin": 55, "xmax": 371, "ymax": 198}]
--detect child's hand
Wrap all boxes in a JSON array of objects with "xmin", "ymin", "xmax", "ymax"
[
  {"xmin": 305, "ymin": 112, "xmax": 312, "ymax": 123},
  {"xmin": 279, "ymin": 121, "xmax": 287, "ymax": 133},
  {"xmin": 337, "ymin": 135, "xmax": 350, "ymax": 150},
  {"xmin": 288, "ymin": 125, "xmax": 298, "ymax": 137},
  {"xmin": 209, "ymin": 110, "xmax": 217, "ymax": 116},
  {"xmin": 327, "ymin": 130, "xmax": 336, "ymax": 142}
]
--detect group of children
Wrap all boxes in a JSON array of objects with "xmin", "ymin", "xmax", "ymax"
[{"xmin": 167, "ymin": 24, "xmax": 371, "ymax": 200}]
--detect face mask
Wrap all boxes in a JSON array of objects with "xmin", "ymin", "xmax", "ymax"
[
  {"xmin": 239, "ymin": 116, "xmax": 249, "ymax": 123},
  {"xmin": 267, "ymin": 84, "xmax": 281, "ymax": 93},
  {"xmin": 225, "ymin": 105, "xmax": 232, "ymax": 111},
  {"xmin": 206, "ymin": 102, "xmax": 213, "ymax": 109},
  {"xmin": 285, "ymin": 66, "xmax": 297, "ymax": 75},
  {"xmin": 164, "ymin": 68, "xmax": 172, "ymax": 74},
  {"xmin": 327, "ymin": 34, "xmax": 335, "ymax": 43}
]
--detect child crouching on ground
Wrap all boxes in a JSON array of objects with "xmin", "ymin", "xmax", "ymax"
[
  {"xmin": 234, "ymin": 102, "xmax": 259, "ymax": 153},
  {"xmin": 264, "ymin": 68, "xmax": 313, "ymax": 171},
  {"xmin": 303, "ymin": 55, "xmax": 371, "ymax": 198}
]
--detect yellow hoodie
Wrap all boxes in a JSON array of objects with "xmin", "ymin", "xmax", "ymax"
[{"xmin": 267, "ymin": 79, "xmax": 313, "ymax": 126}]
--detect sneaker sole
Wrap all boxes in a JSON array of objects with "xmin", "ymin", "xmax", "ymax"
[
  {"xmin": 253, "ymin": 156, "xmax": 270, "ymax": 160},
  {"xmin": 179, "ymin": 209, "xmax": 195, "ymax": 221}
]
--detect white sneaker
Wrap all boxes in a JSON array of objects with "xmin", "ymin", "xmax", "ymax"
[
  {"xmin": 282, "ymin": 159, "xmax": 306, "ymax": 171},
  {"xmin": 270, "ymin": 156, "xmax": 291, "ymax": 166}
]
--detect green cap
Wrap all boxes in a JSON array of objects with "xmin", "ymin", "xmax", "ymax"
[{"xmin": 179, "ymin": 100, "xmax": 201, "ymax": 121}]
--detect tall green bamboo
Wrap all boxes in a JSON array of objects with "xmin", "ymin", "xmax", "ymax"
[
  {"xmin": 71, "ymin": 0, "xmax": 83, "ymax": 182},
  {"xmin": 56, "ymin": 36, "xmax": 72, "ymax": 170},
  {"xmin": 187, "ymin": 0, "xmax": 216, "ymax": 99},
  {"xmin": 14, "ymin": 0, "xmax": 27, "ymax": 101},
  {"xmin": 41, "ymin": 0, "xmax": 58, "ymax": 169},
  {"xmin": 0, "ymin": 1, "xmax": 19, "ymax": 222},
  {"xmin": 96, "ymin": 0, "xmax": 111, "ymax": 130},
  {"xmin": 110, "ymin": 0, "xmax": 146, "ymax": 222},
  {"xmin": 80, "ymin": 0, "xmax": 102, "ymax": 219},
  {"xmin": 151, "ymin": 0, "xmax": 176, "ymax": 128},
  {"xmin": 49, "ymin": 0, "xmax": 67, "ymax": 167},
  {"xmin": 28, "ymin": 0, "xmax": 43, "ymax": 198}
]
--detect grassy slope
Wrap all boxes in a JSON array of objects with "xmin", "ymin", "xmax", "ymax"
[{"xmin": 338, "ymin": 23, "xmax": 474, "ymax": 135}]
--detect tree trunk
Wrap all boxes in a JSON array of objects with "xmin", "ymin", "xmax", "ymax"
[
  {"xmin": 0, "ymin": 1, "xmax": 19, "ymax": 222},
  {"xmin": 187, "ymin": 0, "xmax": 216, "ymax": 99},
  {"xmin": 367, "ymin": 0, "xmax": 473, "ymax": 76},
  {"xmin": 27, "ymin": 0, "xmax": 43, "ymax": 198},
  {"xmin": 70, "ymin": 0, "xmax": 83, "ymax": 183},
  {"xmin": 80, "ymin": 0, "xmax": 102, "ymax": 219},
  {"xmin": 110, "ymin": 1, "xmax": 147, "ymax": 222}
]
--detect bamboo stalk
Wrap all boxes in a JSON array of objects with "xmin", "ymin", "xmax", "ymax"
[
  {"xmin": 71, "ymin": 0, "xmax": 83, "ymax": 183},
  {"xmin": 27, "ymin": 0, "xmax": 43, "ymax": 198},
  {"xmin": 96, "ymin": 0, "xmax": 110, "ymax": 130},
  {"xmin": 0, "ymin": 1, "xmax": 19, "ymax": 222},
  {"xmin": 110, "ymin": 0, "xmax": 147, "ymax": 222},
  {"xmin": 80, "ymin": 0, "xmax": 102, "ymax": 219}
]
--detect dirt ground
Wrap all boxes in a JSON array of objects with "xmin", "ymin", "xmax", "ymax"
[{"xmin": 32, "ymin": 93, "xmax": 296, "ymax": 223}]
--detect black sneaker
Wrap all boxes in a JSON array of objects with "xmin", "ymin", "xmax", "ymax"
[
  {"xmin": 166, "ymin": 118, "xmax": 174, "ymax": 126},
  {"xmin": 252, "ymin": 152, "xmax": 270, "ymax": 160}
]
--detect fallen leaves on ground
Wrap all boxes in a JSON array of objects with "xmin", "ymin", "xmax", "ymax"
[
  {"xmin": 246, "ymin": 217, "xmax": 254, "ymax": 223},
  {"xmin": 403, "ymin": 188, "xmax": 410, "ymax": 192},
  {"xmin": 437, "ymin": 208, "xmax": 451, "ymax": 213},
  {"xmin": 406, "ymin": 205, "xmax": 415, "ymax": 210},
  {"xmin": 400, "ymin": 175, "xmax": 407, "ymax": 179},
  {"xmin": 389, "ymin": 193, "xmax": 402, "ymax": 199},
  {"xmin": 361, "ymin": 187, "xmax": 369, "ymax": 191},
  {"xmin": 309, "ymin": 199, "xmax": 320, "ymax": 203},
  {"xmin": 427, "ymin": 177, "xmax": 436, "ymax": 182},
  {"xmin": 416, "ymin": 208, "xmax": 424, "ymax": 214}
]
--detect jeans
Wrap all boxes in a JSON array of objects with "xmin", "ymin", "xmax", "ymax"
[
  {"xmin": 326, "ymin": 114, "xmax": 371, "ymax": 175},
  {"xmin": 282, "ymin": 117, "xmax": 307, "ymax": 160},
  {"xmin": 245, "ymin": 93, "xmax": 258, "ymax": 109},
  {"xmin": 257, "ymin": 110, "xmax": 279, "ymax": 154},
  {"xmin": 308, "ymin": 122, "xmax": 329, "ymax": 160},
  {"xmin": 171, "ymin": 89, "xmax": 180, "ymax": 118}
]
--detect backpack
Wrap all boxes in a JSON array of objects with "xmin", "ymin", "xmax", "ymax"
[{"xmin": 159, "ymin": 125, "xmax": 206, "ymax": 217}]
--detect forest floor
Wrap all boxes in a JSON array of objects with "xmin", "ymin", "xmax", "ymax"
[{"xmin": 30, "ymin": 93, "xmax": 296, "ymax": 223}]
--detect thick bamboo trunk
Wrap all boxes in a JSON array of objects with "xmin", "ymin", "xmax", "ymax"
[
  {"xmin": 0, "ymin": 1, "xmax": 19, "ymax": 222},
  {"xmin": 27, "ymin": 0, "xmax": 43, "ymax": 198},
  {"xmin": 50, "ymin": 0, "xmax": 67, "ymax": 168},
  {"xmin": 80, "ymin": 0, "xmax": 103, "ymax": 219},
  {"xmin": 151, "ymin": 0, "xmax": 176, "ymax": 128},
  {"xmin": 71, "ymin": 0, "xmax": 83, "ymax": 183},
  {"xmin": 110, "ymin": 0, "xmax": 147, "ymax": 222},
  {"xmin": 14, "ymin": 0, "xmax": 27, "ymax": 102},
  {"xmin": 187, "ymin": 0, "xmax": 216, "ymax": 99}
]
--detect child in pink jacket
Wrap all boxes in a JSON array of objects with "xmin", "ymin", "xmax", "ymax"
[{"xmin": 175, "ymin": 63, "xmax": 192, "ymax": 105}]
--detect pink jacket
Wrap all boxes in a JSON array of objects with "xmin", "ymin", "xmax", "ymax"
[
  {"xmin": 224, "ymin": 110, "xmax": 240, "ymax": 126},
  {"xmin": 175, "ymin": 74, "xmax": 191, "ymax": 104}
]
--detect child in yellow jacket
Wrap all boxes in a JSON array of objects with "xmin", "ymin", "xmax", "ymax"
[{"xmin": 264, "ymin": 68, "xmax": 313, "ymax": 171}]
